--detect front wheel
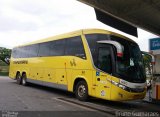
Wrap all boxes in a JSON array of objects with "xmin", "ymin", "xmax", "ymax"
[{"xmin": 75, "ymin": 80, "xmax": 88, "ymax": 101}]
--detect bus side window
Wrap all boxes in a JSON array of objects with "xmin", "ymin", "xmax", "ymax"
[
  {"xmin": 50, "ymin": 39, "xmax": 65, "ymax": 56},
  {"xmin": 65, "ymin": 36, "xmax": 86, "ymax": 59},
  {"xmin": 12, "ymin": 48, "xmax": 17, "ymax": 58},
  {"xmin": 20, "ymin": 46, "xmax": 28, "ymax": 58},
  {"xmin": 28, "ymin": 44, "xmax": 39, "ymax": 57},
  {"xmin": 97, "ymin": 47, "xmax": 112, "ymax": 74},
  {"xmin": 38, "ymin": 42, "xmax": 51, "ymax": 57}
]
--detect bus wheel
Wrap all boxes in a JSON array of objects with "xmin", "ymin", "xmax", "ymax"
[
  {"xmin": 22, "ymin": 73, "xmax": 28, "ymax": 86},
  {"xmin": 75, "ymin": 80, "xmax": 88, "ymax": 101},
  {"xmin": 16, "ymin": 72, "xmax": 22, "ymax": 85}
]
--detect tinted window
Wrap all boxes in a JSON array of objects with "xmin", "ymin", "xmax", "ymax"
[
  {"xmin": 111, "ymin": 35, "xmax": 146, "ymax": 83},
  {"xmin": 65, "ymin": 36, "xmax": 86, "ymax": 59},
  {"xmin": 27, "ymin": 44, "xmax": 39, "ymax": 57},
  {"xmin": 12, "ymin": 36, "xmax": 85, "ymax": 58},
  {"xmin": 24, "ymin": 46, "xmax": 31, "ymax": 58},
  {"xmin": 12, "ymin": 44, "xmax": 39, "ymax": 58},
  {"xmin": 15, "ymin": 47, "xmax": 22, "ymax": 58},
  {"xmin": 85, "ymin": 34, "xmax": 109, "ymax": 64},
  {"xmin": 12, "ymin": 47, "xmax": 29, "ymax": 58},
  {"xmin": 97, "ymin": 47, "xmax": 112, "ymax": 73},
  {"xmin": 12, "ymin": 48, "xmax": 17, "ymax": 58},
  {"xmin": 38, "ymin": 42, "xmax": 51, "ymax": 57},
  {"xmin": 19, "ymin": 47, "xmax": 25, "ymax": 58},
  {"xmin": 50, "ymin": 39, "xmax": 65, "ymax": 56}
]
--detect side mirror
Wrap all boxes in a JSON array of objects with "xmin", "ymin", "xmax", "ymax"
[
  {"xmin": 141, "ymin": 51, "xmax": 155, "ymax": 65},
  {"xmin": 97, "ymin": 40, "xmax": 124, "ymax": 57},
  {"xmin": 5, "ymin": 57, "xmax": 10, "ymax": 65}
]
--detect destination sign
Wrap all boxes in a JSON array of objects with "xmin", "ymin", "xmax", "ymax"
[{"xmin": 150, "ymin": 38, "xmax": 160, "ymax": 50}]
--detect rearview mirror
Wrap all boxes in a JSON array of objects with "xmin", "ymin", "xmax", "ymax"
[
  {"xmin": 97, "ymin": 40, "xmax": 124, "ymax": 57},
  {"xmin": 5, "ymin": 57, "xmax": 10, "ymax": 65},
  {"xmin": 141, "ymin": 51, "xmax": 155, "ymax": 65}
]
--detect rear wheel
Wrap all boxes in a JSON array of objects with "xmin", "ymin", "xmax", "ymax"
[
  {"xmin": 16, "ymin": 72, "xmax": 22, "ymax": 85},
  {"xmin": 22, "ymin": 73, "xmax": 28, "ymax": 86},
  {"xmin": 75, "ymin": 80, "xmax": 88, "ymax": 101}
]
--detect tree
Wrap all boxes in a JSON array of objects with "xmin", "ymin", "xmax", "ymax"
[
  {"xmin": 0, "ymin": 47, "xmax": 11, "ymax": 65},
  {"xmin": 142, "ymin": 53, "xmax": 152, "ymax": 75}
]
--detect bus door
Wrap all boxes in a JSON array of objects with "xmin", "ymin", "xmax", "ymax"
[
  {"xmin": 56, "ymin": 69, "xmax": 67, "ymax": 85},
  {"xmin": 56, "ymin": 58, "xmax": 68, "ymax": 86},
  {"xmin": 94, "ymin": 44, "xmax": 113, "ymax": 99}
]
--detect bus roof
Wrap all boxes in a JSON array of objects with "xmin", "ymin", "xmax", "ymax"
[{"xmin": 15, "ymin": 29, "xmax": 136, "ymax": 47}]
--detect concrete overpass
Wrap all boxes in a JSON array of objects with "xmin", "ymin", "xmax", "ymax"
[{"xmin": 78, "ymin": 0, "xmax": 160, "ymax": 37}]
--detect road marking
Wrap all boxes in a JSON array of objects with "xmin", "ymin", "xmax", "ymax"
[
  {"xmin": 53, "ymin": 97, "xmax": 94, "ymax": 111},
  {"xmin": 53, "ymin": 97, "xmax": 117, "ymax": 116},
  {"xmin": 14, "ymin": 94, "xmax": 30, "ymax": 110}
]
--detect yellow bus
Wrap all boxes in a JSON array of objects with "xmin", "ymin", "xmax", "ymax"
[{"xmin": 9, "ymin": 29, "xmax": 146, "ymax": 101}]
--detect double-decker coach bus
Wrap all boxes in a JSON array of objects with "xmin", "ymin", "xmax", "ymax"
[{"xmin": 9, "ymin": 29, "xmax": 146, "ymax": 101}]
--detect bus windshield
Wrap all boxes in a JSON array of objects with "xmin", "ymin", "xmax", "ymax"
[
  {"xmin": 111, "ymin": 36, "xmax": 146, "ymax": 83},
  {"xmin": 85, "ymin": 34, "xmax": 146, "ymax": 83}
]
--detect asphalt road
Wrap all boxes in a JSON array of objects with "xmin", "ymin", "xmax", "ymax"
[{"xmin": 0, "ymin": 76, "xmax": 159, "ymax": 117}]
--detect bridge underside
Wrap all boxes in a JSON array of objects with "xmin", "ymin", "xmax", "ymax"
[{"xmin": 79, "ymin": 0, "xmax": 160, "ymax": 36}]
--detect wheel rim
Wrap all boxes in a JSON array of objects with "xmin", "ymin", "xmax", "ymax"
[
  {"xmin": 78, "ymin": 85, "xmax": 86, "ymax": 97},
  {"xmin": 22, "ymin": 78, "xmax": 26, "ymax": 85},
  {"xmin": 17, "ymin": 74, "xmax": 20, "ymax": 81}
]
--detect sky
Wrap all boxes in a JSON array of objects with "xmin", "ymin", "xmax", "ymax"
[{"xmin": 0, "ymin": 0, "xmax": 158, "ymax": 51}]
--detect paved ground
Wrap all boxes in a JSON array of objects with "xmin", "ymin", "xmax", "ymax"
[{"xmin": 0, "ymin": 76, "xmax": 159, "ymax": 117}]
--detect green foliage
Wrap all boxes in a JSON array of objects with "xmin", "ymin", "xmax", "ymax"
[
  {"xmin": 143, "ymin": 54, "xmax": 152, "ymax": 67},
  {"xmin": 0, "ymin": 72, "xmax": 9, "ymax": 76},
  {"xmin": 0, "ymin": 62, "xmax": 9, "ymax": 76},
  {"xmin": 143, "ymin": 53, "xmax": 152, "ymax": 75},
  {"xmin": 0, "ymin": 60, "xmax": 8, "ymax": 66},
  {"xmin": 0, "ymin": 60, "xmax": 9, "ymax": 76},
  {"xmin": 0, "ymin": 47, "xmax": 11, "ymax": 65}
]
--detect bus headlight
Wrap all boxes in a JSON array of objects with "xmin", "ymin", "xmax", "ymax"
[
  {"xmin": 112, "ymin": 81, "xmax": 125, "ymax": 88},
  {"xmin": 112, "ymin": 80, "xmax": 119, "ymax": 86},
  {"xmin": 109, "ymin": 80, "xmax": 145, "ymax": 93},
  {"xmin": 119, "ymin": 84, "xmax": 127, "ymax": 90}
]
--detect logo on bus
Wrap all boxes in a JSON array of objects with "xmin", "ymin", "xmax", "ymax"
[{"xmin": 13, "ymin": 60, "xmax": 28, "ymax": 64}]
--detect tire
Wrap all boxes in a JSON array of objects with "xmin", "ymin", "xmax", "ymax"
[
  {"xmin": 21, "ymin": 73, "xmax": 28, "ymax": 86},
  {"xmin": 16, "ymin": 72, "xmax": 22, "ymax": 85},
  {"xmin": 75, "ymin": 80, "xmax": 88, "ymax": 101}
]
